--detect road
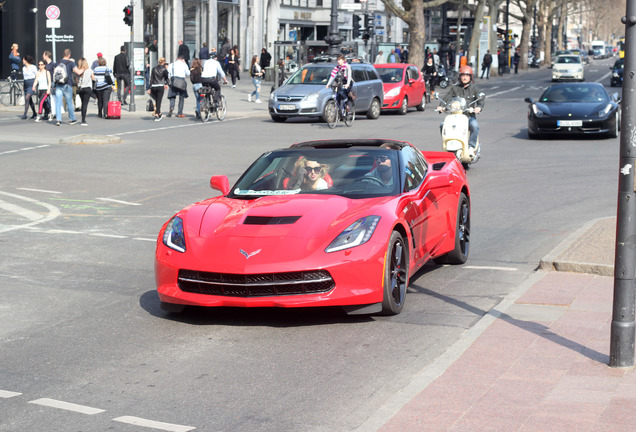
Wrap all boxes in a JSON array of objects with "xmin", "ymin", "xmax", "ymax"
[{"xmin": 0, "ymin": 57, "xmax": 620, "ymax": 431}]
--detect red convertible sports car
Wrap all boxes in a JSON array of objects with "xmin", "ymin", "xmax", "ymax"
[{"xmin": 155, "ymin": 139, "xmax": 470, "ymax": 315}]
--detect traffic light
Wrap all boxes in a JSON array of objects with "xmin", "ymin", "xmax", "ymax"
[
  {"xmin": 353, "ymin": 15, "xmax": 361, "ymax": 39},
  {"xmin": 365, "ymin": 14, "xmax": 374, "ymax": 32},
  {"xmin": 123, "ymin": 5, "xmax": 133, "ymax": 27}
]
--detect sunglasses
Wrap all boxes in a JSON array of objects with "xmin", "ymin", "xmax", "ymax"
[
  {"xmin": 305, "ymin": 166, "xmax": 322, "ymax": 173},
  {"xmin": 375, "ymin": 155, "xmax": 389, "ymax": 162}
]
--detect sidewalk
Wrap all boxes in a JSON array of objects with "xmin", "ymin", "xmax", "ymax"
[
  {"xmin": 363, "ymin": 216, "xmax": 636, "ymax": 432},
  {"xmin": 0, "ymin": 78, "xmax": 272, "ymax": 120}
]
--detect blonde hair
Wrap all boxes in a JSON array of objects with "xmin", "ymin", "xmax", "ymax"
[
  {"xmin": 77, "ymin": 58, "xmax": 88, "ymax": 69},
  {"xmin": 158, "ymin": 57, "xmax": 166, "ymax": 65}
]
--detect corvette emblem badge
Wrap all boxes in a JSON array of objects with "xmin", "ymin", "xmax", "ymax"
[{"xmin": 240, "ymin": 249, "xmax": 262, "ymax": 259}]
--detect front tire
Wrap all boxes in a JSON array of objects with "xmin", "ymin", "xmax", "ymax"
[
  {"xmin": 215, "ymin": 95, "xmax": 227, "ymax": 121},
  {"xmin": 436, "ymin": 192, "xmax": 470, "ymax": 264},
  {"xmin": 325, "ymin": 99, "xmax": 338, "ymax": 128},
  {"xmin": 399, "ymin": 97, "xmax": 408, "ymax": 115},
  {"xmin": 366, "ymin": 98, "xmax": 381, "ymax": 119},
  {"xmin": 344, "ymin": 99, "xmax": 355, "ymax": 126},
  {"xmin": 608, "ymin": 112, "xmax": 620, "ymax": 138},
  {"xmin": 380, "ymin": 231, "xmax": 409, "ymax": 315}
]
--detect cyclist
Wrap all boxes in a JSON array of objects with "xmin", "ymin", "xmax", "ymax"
[
  {"xmin": 325, "ymin": 54, "xmax": 352, "ymax": 115},
  {"xmin": 436, "ymin": 65, "xmax": 484, "ymax": 159},
  {"xmin": 201, "ymin": 52, "xmax": 229, "ymax": 105},
  {"xmin": 421, "ymin": 56, "xmax": 438, "ymax": 94}
]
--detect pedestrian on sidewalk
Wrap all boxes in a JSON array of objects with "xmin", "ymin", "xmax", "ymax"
[
  {"xmin": 53, "ymin": 48, "xmax": 81, "ymax": 126},
  {"xmin": 93, "ymin": 57, "xmax": 115, "ymax": 119},
  {"xmin": 498, "ymin": 50, "xmax": 506, "ymax": 75},
  {"xmin": 480, "ymin": 50, "xmax": 492, "ymax": 79},
  {"xmin": 167, "ymin": 55, "xmax": 190, "ymax": 117},
  {"xmin": 148, "ymin": 57, "xmax": 169, "ymax": 121},
  {"xmin": 33, "ymin": 59, "xmax": 51, "ymax": 122},
  {"xmin": 21, "ymin": 55, "xmax": 37, "ymax": 120},
  {"xmin": 513, "ymin": 48, "xmax": 520, "ymax": 74},
  {"xmin": 113, "ymin": 45, "xmax": 131, "ymax": 105},
  {"xmin": 76, "ymin": 58, "xmax": 94, "ymax": 126},
  {"xmin": 190, "ymin": 58, "xmax": 203, "ymax": 118},
  {"xmin": 227, "ymin": 48, "xmax": 240, "ymax": 88},
  {"xmin": 249, "ymin": 55, "xmax": 263, "ymax": 104}
]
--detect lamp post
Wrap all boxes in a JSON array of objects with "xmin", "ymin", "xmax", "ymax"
[
  {"xmin": 438, "ymin": 2, "xmax": 450, "ymax": 71},
  {"xmin": 503, "ymin": 0, "xmax": 511, "ymax": 73},
  {"xmin": 324, "ymin": 0, "xmax": 343, "ymax": 57}
]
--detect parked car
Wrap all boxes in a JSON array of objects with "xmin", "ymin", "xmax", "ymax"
[
  {"xmin": 610, "ymin": 58, "xmax": 624, "ymax": 87},
  {"xmin": 268, "ymin": 61, "xmax": 383, "ymax": 123},
  {"xmin": 524, "ymin": 82, "xmax": 621, "ymax": 139},
  {"xmin": 155, "ymin": 139, "xmax": 471, "ymax": 316},
  {"xmin": 374, "ymin": 63, "xmax": 427, "ymax": 114},
  {"xmin": 551, "ymin": 55, "xmax": 584, "ymax": 82}
]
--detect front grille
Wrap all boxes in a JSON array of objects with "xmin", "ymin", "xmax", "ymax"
[
  {"xmin": 178, "ymin": 269, "xmax": 335, "ymax": 297},
  {"xmin": 275, "ymin": 96, "xmax": 303, "ymax": 102}
]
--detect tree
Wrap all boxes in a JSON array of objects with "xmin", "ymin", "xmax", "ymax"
[{"xmin": 380, "ymin": 0, "xmax": 453, "ymax": 69}]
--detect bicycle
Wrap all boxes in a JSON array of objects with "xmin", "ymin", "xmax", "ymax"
[
  {"xmin": 197, "ymin": 84, "xmax": 227, "ymax": 122},
  {"xmin": 326, "ymin": 85, "xmax": 355, "ymax": 129},
  {"xmin": 0, "ymin": 75, "xmax": 24, "ymax": 106}
]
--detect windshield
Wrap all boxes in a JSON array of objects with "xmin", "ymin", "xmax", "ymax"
[
  {"xmin": 540, "ymin": 85, "xmax": 608, "ymax": 103},
  {"xmin": 230, "ymin": 148, "xmax": 402, "ymax": 199},
  {"xmin": 377, "ymin": 67, "xmax": 404, "ymax": 83},
  {"xmin": 614, "ymin": 59, "xmax": 624, "ymax": 69},
  {"xmin": 286, "ymin": 66, "xmax": 333, "ymax": 85},
  {"xmin": 557, "ymin": 56, "xmax": 581, "ymax": 64}
]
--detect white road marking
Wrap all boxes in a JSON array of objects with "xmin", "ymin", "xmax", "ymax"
[
  {"xmin": 17, "ymin": 188, "xmax": 63, "ymax": 194},
  {"xmin": 0, "ymin": 144, "xmax": 50, "ymax": 156},
  {"xmin": 0, "ymin": 198, "xmax": 43, "ymax": 221},
  {"xmin": 133, "ymin": 237, "xmax": 156, "ymax": 242},
  {"xmin": 488, "ymin": 86, "xmax": 521, "ymax": 98},
  {"xmin": 28, "ymin": 398, "xmax": 105, "ymax": 415},
  {"xmin": 96, "ymin": 197, "xmax": 142, "ymax": 206},
  {"xmin": 0, "ymin": 191, "xmax": 60, "ymax": 234},
  {"xmin": 463, "ymin": 265, "xmax": 518, "ymax": 271},
  {"xmin": 0, "ymin": 390, "xmax": 22, "ymax": 398},
  {"xmin": 90, "ymin": 233, "xmax": 128, "ymax": 239},
  {"xmin": 113, "ymin": 416, "xmax": 196, "ymax": 431},
  {"xmin": 112, "ymin": 116, "xmax": 247, "ymax": 137}
]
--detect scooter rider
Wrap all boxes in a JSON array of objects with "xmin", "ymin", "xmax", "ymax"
[{"xmin": 436, "ymin": 65, "xmax": 484, "ymax": 158}]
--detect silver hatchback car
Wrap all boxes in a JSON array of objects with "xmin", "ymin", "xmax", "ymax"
[{"xmin": 268, "ymin": 62, "xmax": 384, "ymax": 123}]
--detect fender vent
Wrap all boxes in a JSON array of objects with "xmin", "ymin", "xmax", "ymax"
[{"xmin": 243, "ymin": 216, "xmax": 301, "ymax": 225}]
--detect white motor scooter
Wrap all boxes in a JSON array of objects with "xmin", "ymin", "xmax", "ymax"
[{"xmin": 435, "ymin": 94, "xmax": 485, "ymax": 169}]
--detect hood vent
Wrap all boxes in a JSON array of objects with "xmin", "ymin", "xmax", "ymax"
[
  {"xmin": 432, "ymin": 162, "xmax": 447, "ymax": 171},
  {"xmin": 243, "ymin": 216, "xmax": 301, "ymax": 225}
]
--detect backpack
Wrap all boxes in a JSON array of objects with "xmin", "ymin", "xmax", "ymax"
[{"xmin": 53, "ymin": 62, "xmax": 68, "ymax": 85}]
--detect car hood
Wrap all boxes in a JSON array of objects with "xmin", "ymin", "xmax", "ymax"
[
  {"xmin": 274, "ymin": 84, "xmax": 326, "ymax": 97},
  {"xmin": 179, "ymin": 195, "xmax": 393, "ymax": 270},
  {"xmin": 553, "ymin": 63, "xmax": 582, "ymax": 71},
  {"xmin": 535, "ymin": 102, "xmax": 608, "ymax": 117}
]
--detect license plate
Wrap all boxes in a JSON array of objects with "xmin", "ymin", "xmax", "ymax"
[
  {"xmin": 557, "ymin": 120, "xmax": 582, "ymax": 127},
  {"xmin": 278, "ymin": 104, "xmax": 296, "ymax": 111}
]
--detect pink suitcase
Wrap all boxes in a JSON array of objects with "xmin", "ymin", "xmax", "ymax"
[{"xmin": 107, "ymin": 101, "xmax": 121, "ymax": 119}]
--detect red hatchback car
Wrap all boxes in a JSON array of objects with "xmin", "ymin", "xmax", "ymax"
[{"xmin": 375, "ymin": 63, "xmax": 427, "ymax": 114}]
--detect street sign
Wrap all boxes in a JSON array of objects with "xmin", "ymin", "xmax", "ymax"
[
  {"xmin": 46, "ymin": 5, "xmax": 60, "ymax": 20},
  {"xmin": 46, "ymin": 19, "xmax": 61, "ymax": 28},
  {"xmin": 342, "ymin": 3, "xmax": 362, "ymax": 10}
]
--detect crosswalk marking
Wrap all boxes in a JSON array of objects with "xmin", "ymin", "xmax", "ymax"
[{"xmin": 28, "ymin": 398, "xmax": 105, "ymax": 415}]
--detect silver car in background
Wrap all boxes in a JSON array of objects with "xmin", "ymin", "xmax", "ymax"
[{"xmin": 268, "ymin": 62, "xmax": 384, "ymax": 123}]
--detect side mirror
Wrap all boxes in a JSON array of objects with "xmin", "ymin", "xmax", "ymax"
[
  {"xmin": 408, "ymin": 78, "xmax": 416, "ymax": 84},
  {"xmin": 210, "ymin": 175, "xmax": 230, "ymax": 196},
  {"xmin": 613, "ymin": 93, "xmax": 622, "ymax": 103},
  {"xmin": 524, "ymin": 97, "xmax": 534, "ymax": 103}
]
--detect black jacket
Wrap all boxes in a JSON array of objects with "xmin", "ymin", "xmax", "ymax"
[
  {"xmin": 149, "ymin": 64, "xmax": 169, "ymax": 87},
  {"xmin": 113, "ymin": 52, "xmax": 129, "ymax": 76},
  {"xmin": 440, "ymin": 82, "xmax": 485, "ymax": 117}
]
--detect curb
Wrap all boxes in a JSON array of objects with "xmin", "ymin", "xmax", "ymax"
[{"xmin": 539, "ymin": 216, "xmax": 615, "ymax": 276}]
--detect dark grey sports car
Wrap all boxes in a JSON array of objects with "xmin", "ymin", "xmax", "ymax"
[{"xmin": 524, "ymin": 83, "xmax": 621, "ymax": 139}]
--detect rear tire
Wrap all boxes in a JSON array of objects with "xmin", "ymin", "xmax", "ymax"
[
  {"xmin": 417, "ymin": 95, "xmax": 426, "ymax": 111},
  {"xmin": 380, "ymin": 231, "xmax": 409, "ymax": 315}
]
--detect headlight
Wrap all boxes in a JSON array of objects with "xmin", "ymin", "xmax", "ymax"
[
  {"xmin": 269, "ymin": 92, "xmax": 275, "ymax": 100},
  {"xmin": 304, "ymin": 92, "xmax": 320, "ymax": 103},
  {"xmin": 325, "ymin": 216, "xmax": 381, "ymax": 253},
  {"xmin": 599, "ymin": 103, "xmax": 613, "ymax": 117},
  {"xmin": 384, "ymin": 87, "xmax": 400, "ymax": 98},
  {"xmin": 162, "ymin": 216, "xmax": 186, "ymax": 253},
  {"xmin": 613, "ymin": 72, "xmax": 620, "ymax": 78},
  {"xmin": 532, "ymin": 105, "xmax": 545, "ymax": 117}
]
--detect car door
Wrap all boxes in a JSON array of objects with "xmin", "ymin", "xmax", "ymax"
[
  {"xmin": 408, "ymin": 66, "xmax": 425, "ymax": 106},
  {"xmin": 352, "ymin": 67, "xmax": 370, "ymax": 110}
]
